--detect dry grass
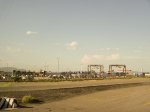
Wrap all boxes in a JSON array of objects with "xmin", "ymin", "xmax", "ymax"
[{"xmin": 0, "ymin": 82, "xmax": 12, "ymax": 87}]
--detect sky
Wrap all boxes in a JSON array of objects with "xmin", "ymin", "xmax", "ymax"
[{"xmin": 0, "ymin": 0, "xmax": 150, "ymax": 72}]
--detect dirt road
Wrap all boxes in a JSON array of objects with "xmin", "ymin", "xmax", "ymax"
[{"xmin": 15, "ymin": 85, "xmax": 150, "ymax": 112}]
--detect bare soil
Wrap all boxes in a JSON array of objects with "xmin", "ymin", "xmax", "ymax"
[
  {"xmin": 12, "ymin": 85, "xmax": 150, "ymax": 112},
  {"xmin": 0, "ymin": 78, "xmax": 150, "ymax": 112}
]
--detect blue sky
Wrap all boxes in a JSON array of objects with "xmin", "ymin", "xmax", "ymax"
[{"xmin": 0, "ymin": 0, "xmax": 150, "ymax": 72}]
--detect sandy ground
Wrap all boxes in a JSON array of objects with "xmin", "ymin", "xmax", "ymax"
[{"xmin": 13, "ymin": 85, "xmax": 150, "ymax": 112}]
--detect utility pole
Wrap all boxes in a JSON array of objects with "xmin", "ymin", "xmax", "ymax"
[
  {"xmin": 141, "ymin": 68, "xmax": 143, "ymax": 73},
  {"xmin": 57, "ymin": 57, "xmax": 60, "ymax": 73},
  {"xmin": 6, "ymin": 63, "xmax": 8, "ymax": 68},
  {"xmin": 80, "ymin": 64, "xmax": 83, "ymax": 73}
]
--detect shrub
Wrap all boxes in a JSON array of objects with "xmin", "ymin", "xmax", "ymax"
[
  {"xmin": 22, "ymin": 95, "xmax": 41, "ymax": 103},
  {"xmin": 11, "ymin": 76, "xmax": 22, "ymax": 82},
  {"xmin": 26, "ymin": 76, "xmax": 34, "ymax": 82}
]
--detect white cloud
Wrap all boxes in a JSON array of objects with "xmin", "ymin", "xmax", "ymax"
[
  {"xmin": 106, "ymin": 53, "xmax": 120, "ymax": 60},
  {"xmin": 81, "ymin": 53, "xmax": 120, "ymax": 65},
  {"xmin": 93, "ymin": 53, "xmax": 120, "ymax": 61},
  {"xmin": 52, "ymin": 43, "xmax": 61, "ymax": 46},
  {"xmin": 115, "ymin": 48, "xmax": 120, "ymax": 51},
  {"xmin": 66, "ymin": 41, "xmax": 78, "ymax": 50},
  {"xmin": 133, "ymin": 50, "xmax": 141, "ymax": 53},
  {"xmin": 81, "ymin": 55, "xmax": 91, "ymax": 65},
  {"xmin": 92, "ymin": 54, "xmax": 104, "ymax": 61},
  {"xmin": 106, "ymin": 48, "xmax": 111, "ymax": 51},
  {"xmin": 26, "ymin": 31, "xmax": 38, "ymax": 35},
  {"xmin": 6, "ymin": 46, "xmax": 21, "ymax": 53},
  {"xmin": 99, "ymin": 48, "xmax": 105, "ymax": 51},
  {"xmin": 99, "ymin": 48, "xmax": 120, "ymax": 51},
  {"xmin": 124, "ymin": 56, "xmax": 141, "ymax": 59}
]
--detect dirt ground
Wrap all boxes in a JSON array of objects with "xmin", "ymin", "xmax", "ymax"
[
  {"xmin": 0, "ymin": 78, "xmax": 150, "ymax": 112},
  {"xmin": 13, "ymin": 85, "xmax": 150, "ymax": 112}
]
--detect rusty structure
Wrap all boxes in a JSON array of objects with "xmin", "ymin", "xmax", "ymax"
[
  {"xmin": 88, "ymin": 65, "xmax": 104, "ymax": 74},
  {"xmin": 109, "ymin": 64, "xmax": 126, "ymax": 75}
]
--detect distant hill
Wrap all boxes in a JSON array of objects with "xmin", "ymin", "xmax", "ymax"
[{"xmin": 0, "ymin": 67, "xmax": 26, "ymax": 72}]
